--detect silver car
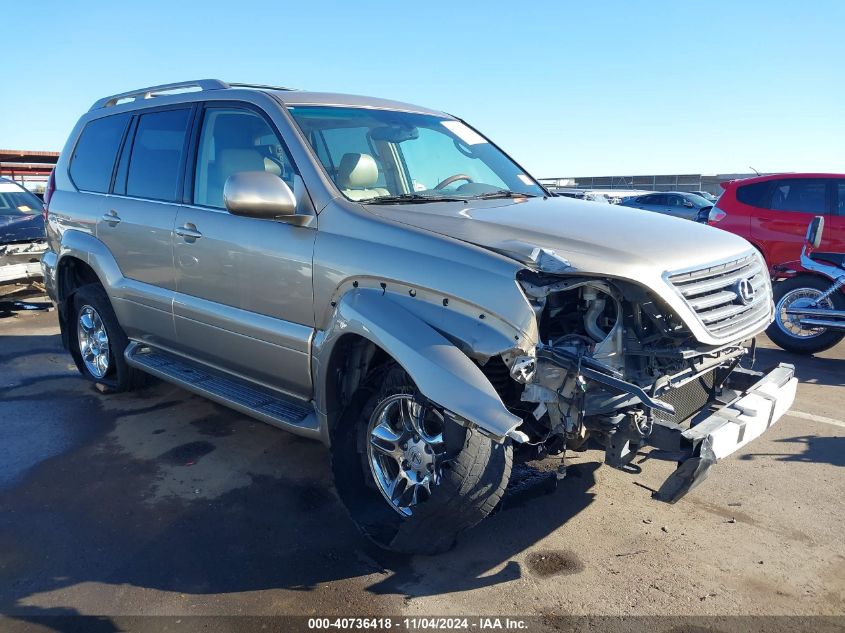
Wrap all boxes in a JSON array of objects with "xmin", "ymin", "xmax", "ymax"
[
  {"xmin": 620, "ymin": 191, "xmax": 713, "ymax": 221},
  {"xmin": 42, "ymin": 80, "xmax": 796, "ymax": 554}
]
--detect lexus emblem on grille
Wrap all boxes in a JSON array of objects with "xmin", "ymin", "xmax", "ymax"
[{"xmin": 735, "ymin": 278, "xmax": 756, "ymax": 305}]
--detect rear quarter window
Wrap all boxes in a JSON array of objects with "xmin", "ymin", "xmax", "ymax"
[
  {"xmin": 736, "ymin": 181, "xmax": 772, "ymax": 208},
  {"xmin": 69, "ymin": 113, "xmax": 131, "ymax": 193}
]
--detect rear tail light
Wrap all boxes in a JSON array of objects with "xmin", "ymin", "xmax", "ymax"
[
  {"xmin": 42, "ymin": 170, "xmax": 56, "ymax": 222},
  {"xmin": 708, "ymin": 206, "xmax": 727, "ymax": 223}
]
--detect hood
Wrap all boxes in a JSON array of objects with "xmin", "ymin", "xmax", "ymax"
[
  {"xmin": 366, "ymin": 195, "xmax": 754, "ymax": 278},
  {"xmin": 363, "ymin": 195, "xmax": 768, "ymax": 347}
]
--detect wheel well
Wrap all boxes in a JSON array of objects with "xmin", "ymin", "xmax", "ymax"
[
  {"xmin": 57, "ymin": 257, "xmax": 101, "ymax": 304},
  {"xmin": 56, "ymin": 258, "xmax": 101, "ymax": 349},
  {"xmin": 324, "ymin": 334, "xmax": 390, "ymax": 432}
]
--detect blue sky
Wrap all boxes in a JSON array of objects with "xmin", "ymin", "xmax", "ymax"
[{"xmin": 3, "ymin": 0, "xmax": 842, "ymax": 177}]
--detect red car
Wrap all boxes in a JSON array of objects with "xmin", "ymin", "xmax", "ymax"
[{"xmin": 708, "ymin": 173, "xmax": 845, "ymax": 273}]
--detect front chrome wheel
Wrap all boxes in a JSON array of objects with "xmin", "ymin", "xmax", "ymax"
[
  {"xmin": 77, "ymin": 304, "xmax": 110, "ymax": 379},
  {"xmin": 367, "ymin": 393, "xmax": 445, "ymax": 517},
  {"xmin": 775, "ymin": 287, "xmax": 833, "ymax": 339}
]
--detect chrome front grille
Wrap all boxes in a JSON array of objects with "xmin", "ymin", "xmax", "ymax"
[{"xmin": 667, "ymin": 253, "xmax": 772, "ymax": 340}]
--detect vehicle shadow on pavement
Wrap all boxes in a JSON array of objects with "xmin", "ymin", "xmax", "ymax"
[
  {"xmin": 753, "ymin": 346, "xmax": 844, "ymax": 387},
  {"xmin": 739, "ymin": 435, "xmax": 845, "ymax": 468},
  {"xmin": 365, "ymin": 462, "xmax": 598, "ymax": 598},
  {"xmin": 0, "ymin": 329, "xmax": 598, "ymax": 628}
]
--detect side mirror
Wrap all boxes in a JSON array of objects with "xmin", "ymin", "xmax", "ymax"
[
  {"xmin": 806, "ymin": 215, "xmax": 825, "ymax": 249},
  {"xmin": 683, "ymin": 200, "xmax": 695, "ymax": 208},
  {"xmin": 224, "ymin": 171, "xmax": 296, "ymax": 220}
]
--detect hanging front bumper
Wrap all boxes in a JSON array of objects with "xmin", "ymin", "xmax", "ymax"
[{"xmin": 651, "ymin": 362, "xmax": 797, "ymax": 503}]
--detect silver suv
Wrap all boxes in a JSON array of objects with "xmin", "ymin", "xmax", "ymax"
[{"xmin": 42, "ymin": 80, "xmax": 797, "ymax": 554}]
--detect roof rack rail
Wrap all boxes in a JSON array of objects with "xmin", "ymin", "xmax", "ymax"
[
  {"xmin": 90, "ymin": 79, "xmax": 228, "ymax": 111},
  {"xmin": 89, "ymin": 79, "xmax": 297, "ymax": 111},
  {"xmin": 226, "ymin": 82, "xmax": 295, "ymax": 92}
]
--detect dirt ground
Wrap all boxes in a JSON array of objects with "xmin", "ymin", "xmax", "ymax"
[{"xmin": 1, "ymin": 294, "xmax": 843, "ymax": 632}]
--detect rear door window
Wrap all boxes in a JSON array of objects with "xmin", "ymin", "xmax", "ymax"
[
  {"xmin": 126, "ymin": 109, "xmax": 192, "ymax": 202},
  {"xmin": 768, "ymin": 179, "xmax": 828, "ymax": 214},
  {"xmin": 69, "ymin": 113, "xmax": 131, "ymax": 193}
]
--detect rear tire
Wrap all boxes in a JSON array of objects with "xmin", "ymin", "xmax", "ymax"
[
  {"xmin": 767, "ymin": 276, "xmax": 845, "ymax": 354},
  {"xmin": 331, "ymin": 363, "xmax": 512, "ymax": 555},
  {"xmin": 70, "ymin": 284, "xmax": 145, "ymax": 392}
]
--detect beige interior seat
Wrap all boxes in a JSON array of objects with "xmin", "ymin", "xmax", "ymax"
[{"xmin": 337, "ymin": 153, "xmax": 389, "ymax": 201}]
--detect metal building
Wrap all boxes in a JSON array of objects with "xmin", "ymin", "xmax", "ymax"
[
  {"xmin": 539, "ymin": 173, "xmax": 761, "ymax": 196},
  {"xmin": 0, "ymin": 149, "xmax": 60, "ymax": 194}
]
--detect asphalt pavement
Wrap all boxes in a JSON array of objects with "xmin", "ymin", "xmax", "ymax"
[{"xmin": 1, "ymin": 299, "xmax": 843, "ymax": 633}]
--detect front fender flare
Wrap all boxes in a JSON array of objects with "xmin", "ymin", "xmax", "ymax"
[{"xmin": 314, "ymin": 289, "xmax": 522, "ymax": 441}]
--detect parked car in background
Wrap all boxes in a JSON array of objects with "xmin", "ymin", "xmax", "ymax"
[
  {"xmin": 581, "ymin": 191, "xmax": 611, "ymax": 204},
  {"xmin": 0, "ymin": 177, "xmax": 45, "ymax": 245},
  {"xmin": 552, "ymin": 189, "xmax": 610, "ymax": 203},
  {"xmin": 708, "ymin": 173, "xmax": 845, "ymax": 274},
  {"xmin": 552, "ymin": 189, "xmax": 587, "ymax": 199},
  {"xmin": 688, "ymin": 190, "xmax": 718, "ymax": 204},
  {"xmin": 554, "ymin": 189, "xmax": 645, "ymax": 205},
  {"xmin": 619, "ymin": 191, "xmax": 712, "ymax": 222}
]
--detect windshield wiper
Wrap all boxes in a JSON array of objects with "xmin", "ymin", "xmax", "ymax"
[
  {"xmin": 359, "ymin": 193, "xmax": 468, "ymax": 204},
  {"xmin": 470, "ymin": 190, "xmax": 539, "ymax": 200}
]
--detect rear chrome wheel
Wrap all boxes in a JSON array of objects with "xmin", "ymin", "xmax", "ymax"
[
  {"xmin": 768, "ymin": 276, "xmax": 845, "ymax": 355},
  {"xmin": 77, "ymin": 304, "xmax": 110, "ymax": 379},
  {"xmin": 70, "ymin": 283, "xmax": 144, "ymax": 391},
  {"xmin": 367, "ymin": 393, "xmax": 445, "ymax": 516},
  {"xmin": 775, "ymin": 287, "xmax": 833, "ymax": 339}
]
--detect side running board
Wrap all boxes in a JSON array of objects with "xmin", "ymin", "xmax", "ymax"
[{"xmin": 125, "ymin": 342, "xmax": 320, "ymax": 439}]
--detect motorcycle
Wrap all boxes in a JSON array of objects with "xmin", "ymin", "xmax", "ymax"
[{"xmin": 767, "ymin": 216, "xmax": 845, "ymax": 354}]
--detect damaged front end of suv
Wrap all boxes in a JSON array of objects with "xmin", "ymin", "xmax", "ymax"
[{"xmin": 486, "ymin": 248, "xmax": 796, "ymax": 502}]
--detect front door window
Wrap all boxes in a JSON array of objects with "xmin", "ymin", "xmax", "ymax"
[{"xmin": 193, "ymin": 107, "xmax": 295, "ymax": 209}]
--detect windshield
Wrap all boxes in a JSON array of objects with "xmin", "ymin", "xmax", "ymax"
[
  {"xmin": 687, "ymin": 193, "xmax": 712, "ymax": 206},
  {"xmin": 0, "ymin": 183, "xmax": 43, "ymax": 216},
  {"xmin": 288, "ymin": 106, "xmax": 545, "ymax": 202}
]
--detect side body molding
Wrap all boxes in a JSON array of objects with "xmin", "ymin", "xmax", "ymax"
[{"xmin": 313, "ymin": 289, "xmax": 523, "ymax": 442}]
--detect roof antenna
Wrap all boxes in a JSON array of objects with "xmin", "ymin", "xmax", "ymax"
[{"xmin": 749, "ymin": 166, "xmax": 761, "ymax": 176}]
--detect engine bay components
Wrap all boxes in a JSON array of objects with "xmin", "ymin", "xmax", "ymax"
[{"xmin": 504, "ymin": 273, "xmax": 751, "ymax": 475}]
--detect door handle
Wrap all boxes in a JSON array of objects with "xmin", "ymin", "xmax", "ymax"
[
  {"xmin": 102, "ymin": 210, "xmax": 121, "ymax": 226},
  {"xmin": 175, "ymin": 224, "xmax": 203, "ymax": 242}
]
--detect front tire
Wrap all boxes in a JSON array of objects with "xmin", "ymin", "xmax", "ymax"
[
  {"xmin": 71, "ymin": 284, "xmax": 144, "ymax": 392},
  {"xmin": 767, "ymin": 276, "xmax": 845, "ymax": 354},
  {"xmin": 331, "ymin": 364, "xmax": 512, "ymax": 555}
]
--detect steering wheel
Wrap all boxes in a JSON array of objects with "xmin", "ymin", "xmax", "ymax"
[{"xmin": 434, "ymin": 174, "xmax": 473, "ymax": 190}]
